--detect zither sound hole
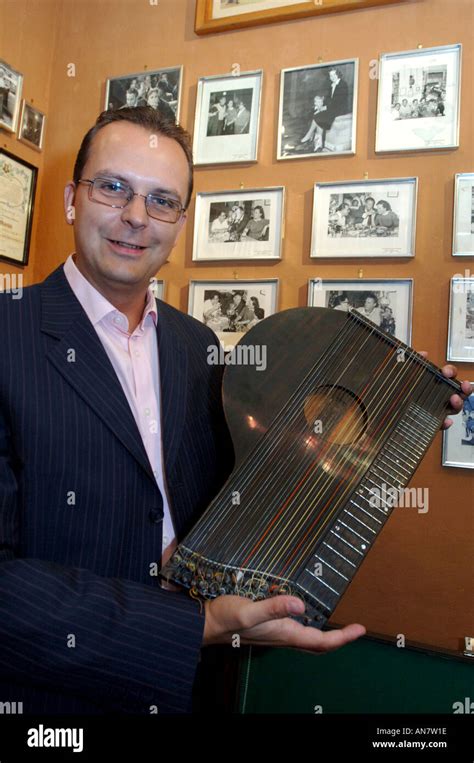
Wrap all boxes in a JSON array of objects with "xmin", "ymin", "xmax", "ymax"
[{"xmin": 304, "ymin": 385, "xmax": 367, "ymax": 446}]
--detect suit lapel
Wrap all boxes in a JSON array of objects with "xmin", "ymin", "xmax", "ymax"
[{"xmin": 40, "ymin": 266, "xmax": 156, "ymax": 484}]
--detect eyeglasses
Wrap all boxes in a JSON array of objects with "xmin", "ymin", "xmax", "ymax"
[{"xmin": 77, "ymin": 177, "xmax": 185, "ymax": 223}]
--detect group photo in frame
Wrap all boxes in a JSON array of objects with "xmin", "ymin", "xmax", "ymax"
[
  {"xmin": 192, "ymin": 186, "xmax": 284, "ymax": 261},
  {"xmin": 188, "ymin": 278, "xmax": 278, "ymax": 349},
  {"xmin": 104, "ymin": 66, "xmax": 183, "ymax": 122},
  {"xmin": 18, "ymin": 101, "xmax": 46, "ymax": 152},
  {"xmin": 442, "ymin": 388, "xmax": 474, "ymax": 470},
  {"xmin": 310, "ymin": 177, "xmax": 418, "ymax": 259},
  {"xmin": 447, "ymin": 277, "xmax": 474, "ymax": 363},
  {"xmin": 277, "ymin": 58, "xmax": 358, "ymax": 159},
  {"xmin": 0, "ymin": 59, "xmax": 23, "ymax": 134},
  {"xmin": 0, "ymin": 149, "xmax": 37, "ymax": 266},
  {"xmin": 375, "ymin": 43, "xmax": 462, "ymax": 153},
  {"xmin": 192, "ymin": 70, "xmax": 263, "ymax": 165},
  {"xmin": 452, "ymin": 173, "xmax": 474, "ymax": 257},
  {"xmin": 308, "ymin": 278, "xmax": 413, "ymax": 344}
]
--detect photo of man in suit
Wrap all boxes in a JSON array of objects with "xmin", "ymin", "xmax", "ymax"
[{"xmin": 0, "ymin": 106, "xmax": 469, "ymax": 716}]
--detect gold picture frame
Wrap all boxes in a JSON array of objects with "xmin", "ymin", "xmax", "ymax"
[{"xmin": 195, "ymin": 0, "xmax": 407, "ymax": 35}]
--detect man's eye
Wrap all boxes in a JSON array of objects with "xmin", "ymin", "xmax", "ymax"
[
  {"xmin": 98, "ymin": 180, "xmax": 126, "ymax": 193},
  {"xmin": 150, "ymin": 196, "xmax": 176, "ymax": 209}
]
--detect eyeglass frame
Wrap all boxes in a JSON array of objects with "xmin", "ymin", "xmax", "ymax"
[{"xmin": 76, "ymin": 177, "xmax": 186, "ymax": 224}]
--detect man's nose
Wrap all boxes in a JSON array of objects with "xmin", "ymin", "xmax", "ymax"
[{"xmin": 120, "ymin": 193, "xmax": 148, "ymax": 227}]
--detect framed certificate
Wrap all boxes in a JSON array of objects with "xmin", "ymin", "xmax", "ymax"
[{"xmin": 0, "ymin": 149, "xmax": 37, "ymax": 266}]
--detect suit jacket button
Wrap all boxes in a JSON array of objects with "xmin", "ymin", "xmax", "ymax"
[{"xmin": 149, "ymin": 508, "xmax": 163, "ymax": 524}]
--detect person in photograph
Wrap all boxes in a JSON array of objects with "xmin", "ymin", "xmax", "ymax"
[
  {"xmin": 241, "ymin": 205, "xmax": 269, "ymax": 241},
  {"xmin": 332, "ymin": 294, "xmax": 351, "ymax": 312},
  {"xmin": 410, "ymin": 98, "xmax": 420, "ymax": 118},
  {"xmin": 374, "ymin": 200, "xmax": 399, "ymax": 232},
  {"xmin": 233, "ymin": 97, "xmax": 250, "ymax": 134},
  {"xmin": 300, "ymin": 94, "xmax": 332, "ymax": 152},
  {"xmin": 158, "ymin": 73, "xmax": 177, "ymax": 102},
  {"xmin": 356, "ymin": 293, "xmax": 381, "ymax": 325},
  {"xmin": 399, "ymin": 98, "xmax": 412, "ymax": 119},
  {"xmin": 227, "ymin": 205, "xmax": 248, "ymax": 241},
  {"xmin": 329, "ymin": 201, "xmax": 351, "ymax": 234},
  {"xmin": 380, "ymin": 305, "xmax": 396, "ymax": 335},
  {"xmin": 215, "ymin": 94, "xmax": 227, "ymax": 135},
  {"xmin": 391, "ymin": 102, "xmax": 401, "ymax": 120},
  {"xmin": 462, "ymin": 396, "xmax": 474, "ymax": 442},
  {"xmin": 135, "ymin": 79, "xmax": 148, "ymax": 107},
  {"xmin": 362, "ymin": 197, "xmax": 377, "ymax": 229},
  {"xmin": 0, "ymin": 104, "xmax": 468, "ymax": 717},
  {"xmin": 120, "ymin": 88, "xmax": 138, "ymax": 109},
  {"xmin": 223, "ymin": 99, "xmax": 237, "ymax": 134},
  {"xmin": 147, "ymin": 87, "xmax": 175, "ymax": 121},
  {"xmin": 249, "ymin": 296, "xmax": 264, "ymax": 321},
  {"xmin": 203, "ymin": 293, "xmax": 228, "ymax": 332},
  {"xmin": 0, "ymin": 67, "xmax": 10, "ymax": 117},
  {"xmin": 209, "ymin": 210, "xmax": 230, "ymax": 242},
  {"xmin": 327, "ymin": 66, "xmax": 349, "ymax": 121},
  {"xmin": 225, "ymin": 292, "xmax": 247, "ymax": 329}
]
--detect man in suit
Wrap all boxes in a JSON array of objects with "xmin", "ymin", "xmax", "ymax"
[{"xmin": 0, "ymin": 106, "xmax": 468, "ymax": 715}]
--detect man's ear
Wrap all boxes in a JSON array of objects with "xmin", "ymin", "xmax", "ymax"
[{"xmin": 64, "ymin": 182, "xmax": 76, "ymax": 225}]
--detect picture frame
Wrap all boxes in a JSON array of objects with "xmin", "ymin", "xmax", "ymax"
[
  {"xmin": 193, "ymin": 70, "xmax": 263, "ymax": 165},
  {"xmin": 278, "ymin": 58, "xmax": 358, "ymax": 160},
  {"xmin": 308, "ymin": 277, "xmax": 413, "ymax": 344},
  {"xmin": 18, "ymin": 101, "xmax": 46, "ymax": 152},
  {"xmin": 193, "ymin": 187, "xmax": 284, "ymax": 262},
  {"xmin": 0, "ymin": 59, "xmax": 23, "ymax": 134},
  {"xmin": 447, "ymin": 277, "xmax": 474, "ymax": 363},
  {"xmin": 442, "ymin": 388, "xmax": 474, "ymax": 469},
  {"xmin": 452, "ymin": 173, "xmax": 474, "ymax": 257},
  {"xmin": 0, "ymin": 148, "xmax": 37, "ymax": 266},
  {"xmin": 104, "ymin": 66, "xmax": 183, "ymax": 122},
  {"xmin": 375, "ymin": 43, "xmax": 462, "ymax": 153},
  {"xmin": 149, "ymin": 277, "xmax": 165, "ymax": 300},
  {"xmin": 188, "ymin": 278, "xmax": 279, "ymax": 349},
  {"xmin": 310, "ymin": 177, "xmax": 418, "ymax": 259},
  {"xmin": 195, "ymin": 0, "xmax": 407, "ymax": 36}
]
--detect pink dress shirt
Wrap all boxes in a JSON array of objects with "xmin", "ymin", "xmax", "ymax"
[{"xmin": 63, "ymin": 254, "xmax": 177, "ymax": 577}]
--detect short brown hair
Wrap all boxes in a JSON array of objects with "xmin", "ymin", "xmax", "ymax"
[{"xmin": 73, "ymin": 107, "xmax": 194, "ymax": 208}]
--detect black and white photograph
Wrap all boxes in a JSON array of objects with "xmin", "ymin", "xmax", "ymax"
[
  {"xmin": 18, "ymin": 101, "xmax": 46, "ymax": 151},
  {"xmin": 104, "ymin": 66, "xmax": 182, "ymax": 122},
  {"xmin": 193, "ymin": 187, "xmax": 284, "ymax": 261},
  {"xmin": 206, "ymin": 88, "xmax": 252, "ymax": 136},
  {"xmin": 442, "ymin": 390, "xmax": 474, "ymax": 469},
  {"xmin": 0, "ymin": 59, "xmax": 23, "ymax": 134},
  {"xmin": 211, "ymin": 0, "xmax": 302, "ymax": 18},
  {"xmin": 375, "ymin": 43, "xmax": 461, "ymax": 152},
  {"xmin": 193, "ymin": 70, "xmax": 262, "ymax": 165},
  {"xmin": 308, "ymin": 278, "xmax": 413, "ymax": 344},
  {"xmin": 452, "ymin": 173, "xmax": 474, "ymax": 257},
  {"xmin": 189, "ymin": 279, "xmax": 278, "ymax": 348},
  {"xmin": 311, "ymin": 178, "xmax": 417, "ymax": 259},
  {"xmin": 278, "ymin": 59, "xmax": 358, "ymax": 159},
  {"xmin": 447, "ymin": 277, "xmax": 474, "ymax": 363}
]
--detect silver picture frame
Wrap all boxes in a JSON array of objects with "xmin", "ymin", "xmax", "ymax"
[
  {"xmin": 310, "ymin": 177, "xmax": 418, "ymax": 259},
  {"xmin": 442, "ymin": 388, "xmax": 474, "ymax": 469},
  {"xmin": 192, "ymin": 186, "xmax": 285, "ymax": 262},
  {"xmin": 0, "ymin": 58, "xmax": 23, "ymax": 134},
  {"xmin": 447, "ymin": 277, "xmax": 474, "ymax": 363},
  {"xmin": 149, "ymin": 277, "xmax": 165, "ymax": 301},
  {"xmin": 452, "ymin": 173, "xmax": 474, "ymax": 257},
  {"xmin": 104, "ymin": 65, "xmax": 183, "ymax": 122},
  {"xmin": 18, "ymin": 101, "xmax": 46, "ymax": 152},
  {"xmin": 188, "ymin": 278, "xmax": 278, "ymax": 349},
  {"xmin": 375, "ymin": 43, "xmax": 462, "ymax": 153},
  {"xmin": 192, "ymin": 70, "xmax": 263, "ymax": 166},
  {"xmin": 277, "ymin": 58, "xmax": 358, "ymax": 160},
  {"xmin": 308, "ymin": 277, "xmax": 413, "ymax": 344}
]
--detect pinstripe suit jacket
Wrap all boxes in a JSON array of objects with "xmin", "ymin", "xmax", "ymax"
[{"xmin": 0, "ymin": 264, "xmax": 234, "ymax": 714}]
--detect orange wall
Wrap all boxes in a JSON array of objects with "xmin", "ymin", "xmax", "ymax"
[{"xmin": 2, "ymin": 0, "xmax": 474, "ymax": 651}]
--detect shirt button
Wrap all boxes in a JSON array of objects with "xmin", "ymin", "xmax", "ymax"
[
  {"xmin": 148, "ymin": 509, "xmax": 163, "ymax": 524},
  {"xmin": 113, "ymin": 316, "xmax": 121, "ymax": 325},
  {"xmin": 145, "ymin": 408, "xmax": 150, "ymax": 416}
]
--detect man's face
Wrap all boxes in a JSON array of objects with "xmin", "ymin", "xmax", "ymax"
[
  {"xmin": 376, "ymin": 203, "xmax": 384, "ymax": 214},
  {"xmin": 126, "ymin": 91, "xmax": 137, "ymax": 107},
  {"xmin": 147, "ymin": 91, "xmax": 159, "ymax": 108},
  {"xmin": 64, "ymin": 122, "xmax": 188, "ymax": 299},
  {"xmin": 365, "ymin": 298, "xmax": 376, "ymax": 310},
  {"xmin": 329, "ymin": 70, "xmax": 338, "ymax": 84}
]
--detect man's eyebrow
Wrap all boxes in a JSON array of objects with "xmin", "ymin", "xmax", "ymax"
[{"xmin": 93, "ymin": 170, "xmax": 182, "ymax": 200}]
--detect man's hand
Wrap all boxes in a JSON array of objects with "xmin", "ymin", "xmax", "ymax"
[
  {"xmin": 419, "ymin": 354, "xmax": 472, "ymax": 429},
  {"xmin": 203, "ymin": 594, "xmax": 365, "ymax": 653}
]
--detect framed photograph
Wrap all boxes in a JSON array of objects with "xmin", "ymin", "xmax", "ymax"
[
  {"xmin": 195, "ymin": 0, "xmax": 407, "ymax": 35},
  {"xmin": 188, "ymin": 279, "xmax": 278, "ymax": 349},
  {"xmin": 149, "ymin": 277, "xmax": 165, "ymax": 300},
  {"xmin": 193, "ymin": 70, "xmax": 262, "ymax": 165},
  {"xmin": 308, "ymin": 278, "xmax": 413, "ymax": 344},
  {"xmin": 0, "ymin": 59, "xmax": 23, "ymax": 133},
  {"xmin": 193, "ymin": 187, "xmax": 284, "ymax": 261},
  {"xmin": 310, "ymin": 177, "xmax": 417, "ymax": 259},
  {"xmin": 452, "ymin": 173, "xmax": 474, "ymax": 257},
  {"xmin": 104, "ymin": 66, "xmax": 183, "ymax": 122},
  {"xmin": 447, "ymin": 277, "xmax": 474, "ymax": 362},
  {"xmin": 375, "ymin": 43, "xmax": 462, "ymax": 153},
  {"xmin": 442, "ymin": 389, "xmax": 474, "ymax": 469},
  {"xmin": 18, "ymin": 101, "xmax": 46, "ymax": 152},
  {"xmin": 0, "ymin": 149, "xmax": 38, "ymax": 266},
  {"xmin": 278, "ymin": 59, "xmax": 358, "ymax": 159}
]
